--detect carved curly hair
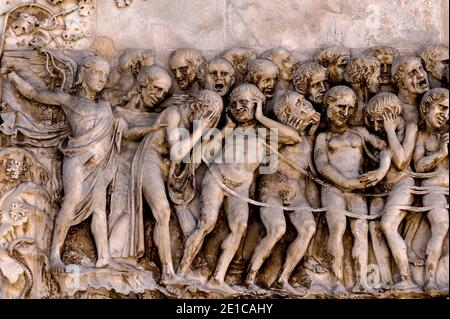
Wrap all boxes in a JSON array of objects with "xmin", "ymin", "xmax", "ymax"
[
  {"xmin": 419, "ymin": 45, "xmax": 449, "ymax": 78},
  {"xmin": 313, "ymin": 47, "xmax": 350, "ymax": 67},
  {"xmin": 391, "ymin": 56, "xmax": 422, "ymax": 87},
  {"xmin": 364, "ymin": 46, "xmax": 400, "ymax": 63},
  {"xmin": 419, "ymin": 88, "xmax": 449, "ymax": 120},
  {"xmin": 365, "ymin": 92, "xmax": 402, "ymax": 120},
  {"xmin": 344, "ymin": 56, "xmax": 380, "ymax": 85},
  {"xmin": 169, "ymin": 48, "xmax": 205, "ymax": 71},
  {"xmin": 244, "ymin": 59, "xmax": 279, "ymax": 85},
  {"xmin": 221, "ymin": 48, "xmax": 257, "ymax": 74},
  {"xmin": 273, "ymin": 91, "xmax": 308, "ymax": 124},
  {"xmin": 292, "ymin": 62, "xmax": 328, "ymax": 96},
  {"xmin": 74, "ymin": 55, "xmax": 110, "ymax": 89},
  {"xmin": 323, "ymin": 85, "xmax": 357, "ymax": 118}
]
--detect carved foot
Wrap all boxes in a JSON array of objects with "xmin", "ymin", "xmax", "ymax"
[
  {"xmin": 391, "ymin": 279, "xmax": 418, "ymax": 291},
  {"xmin": 96, "ymin": 258, "xmax": 131, "ymax": 273},
  {"xmin": 424, "ymin": 279, "xmax": 439, "ymax": 295},
  {"xmin": 407, "ymin": 248, "xmax": 425, "ymax": 267},
  {"xmin": 271, "ymin": 280, "xmax": 307, "ymax": 297},
  {"xmin": 332, "ymin": 283, "xmax": 349, "ymax": 298},
  {"xmin": 246, "ymin": 283, "xmax": 270, "ymax": 296},
  {"xmin": 50, "ymin": 257, "xmax": 66, "ymax": 274},
  {"xmin": 352, "ymin": 282, "xmax": 376, "ymax": 295},
  {"xmin": 161, "ymin": 273, "xmax": 195, "ymax": 287},
  {"xmin": 206, "ymin": 277, "xmax": 238, "ymax": 295}
]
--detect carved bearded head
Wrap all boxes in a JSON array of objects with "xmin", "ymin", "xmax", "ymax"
[
  {"xmin": 273, "ymin": 91, "xmax": 319, "ymax": 132},
  {"xmin": 261, "ymin": 48, "xmax": 298, "ymax": 81},
  {"xmin": 293, "ymin": 62, "xmax": 329, "ymax": 105},
  {"xmin": 313, "ymin": 47, "xmax": 350, "ymax": 84},
  {"xmin": 169, "ymin": 48, "xmax": 204, "ymax": 91},
  {"xmin": 419, "ymin": 45, "xmax": 449, "ymax": 81},
  {"xmin": 198, "ymin": 58, "xmax": 236, "ymax": 97},
  {"xmin": 392, "ymin": 56, "xmax": 429, "ymax": 95},
  {"xmin": 245, "ymin": 59, "xmax": 279, "ymax": 99}
]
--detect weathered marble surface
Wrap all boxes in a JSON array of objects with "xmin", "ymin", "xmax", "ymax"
[{"xmin": 0, "ymin": 0, "xmax": 448, "ymax": 299}]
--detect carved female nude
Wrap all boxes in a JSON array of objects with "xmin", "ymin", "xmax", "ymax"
[{"xmin": 314, "ymin": 86, "xmax": 391, "ymax": 296}]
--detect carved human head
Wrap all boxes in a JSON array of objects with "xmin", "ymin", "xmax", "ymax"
[
  {"xmin": 419, "ymin": 45, "xmax": 449, "ymax": 81},
  {"xmin": 292, "ymin": 62, "xmax": 329, "ymax": 105},
  {"xmin": 221, "ymin": 47, "xmax": 257, "ymax": 77},
  {"xmin": 313, "ymin": 47, "xmax": 350, "ymax": 84},
  {"xmin": 228, "ymin": 84, "xmax": 265, "ymax": 124},
  {"xmin": 365, "ymin": 46, "xmax": 400, "ymax": 85},
  {"xmin": 392, "ymin": 56, "xmax": 429, "ymax": 95},
  {"xmin": 365, "ymin": 92, "xmax": 402, "ymax": 133},
  {"xmin": 273, "ymin": 91, "xmax": 319, "ymax": 132},
  {"xmin": 169, "ymin": 48, "xmax": 205, "ymax": 90},
  {"xmin": 260, "ymin": 48, "xmax": 298, "ymax": 81},
  {"xmin": 244, "ymin": 59, "xmax": 279, "ymax": 99},
  {"xmin": 198, "ymin": 58, "xmax": 236, "ymax": 97},
  {"xmin": 245, "ymin": 59, "xmax": 280, "ymax": 99},
  {"xmin": 344, "ymin": 56, "xmax": 381, "ymax": 94},
  {"xmin": 419, "ymin": 88, "xmax": 449, "ymax": 131},
  {"xmin": 187, "ymin": 90, "xmax": 224, "ymax": 127},
  {"xmin": 77, "ymin": 55, "xmax": 111, "ymax": 93},
  {"xmin": 119, "ymin": 49, "xmax": 155, "ymax": 74},
  {"xmin": 133, "ymin": 65, "xmax": 172, "ymax": 108},
  {"xmin": 323, "ymin": 85, "xmax": 357, "ymax": 127}
]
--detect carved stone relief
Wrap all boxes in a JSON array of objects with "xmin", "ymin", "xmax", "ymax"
[{"xmin": 0, "ymin": 1, "xmax": 448, "ymax": 300}]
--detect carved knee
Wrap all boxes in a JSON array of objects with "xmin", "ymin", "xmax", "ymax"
[
  {"xmin": 302, "ymin": 220, "xmax": 317, "ymax": 238},
  {"xmin": 153, "ymin": 204, "xmax": 171, "ymax": 225},
  {"xmin": 380, "ymin": 218, "xmax": 395, "ymax": 237},
  {"xmin": 269, "ymin": 223, "xmax": 286, "ymax": 240},
  {"xmin": 231, "ymin": 218, "xmax": 247, "ymax": 235}
]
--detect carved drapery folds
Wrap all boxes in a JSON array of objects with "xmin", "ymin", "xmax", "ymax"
[{"xmin": 0, "ymin": 1, "xmax": 448, "ymax": 300}]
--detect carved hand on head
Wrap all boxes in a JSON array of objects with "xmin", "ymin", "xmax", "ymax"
[{"xmin": 382, "ymin": 112, "xmax": 398, "ymax": 134}]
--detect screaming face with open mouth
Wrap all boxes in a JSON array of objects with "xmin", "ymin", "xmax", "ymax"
[
  {"xmin": 202, "ymin": 59, "xmax": 235, "ymax": 97},
  {"xmin": 398, "ymin": 58, "xmax": 430, "ymax": 94}
]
